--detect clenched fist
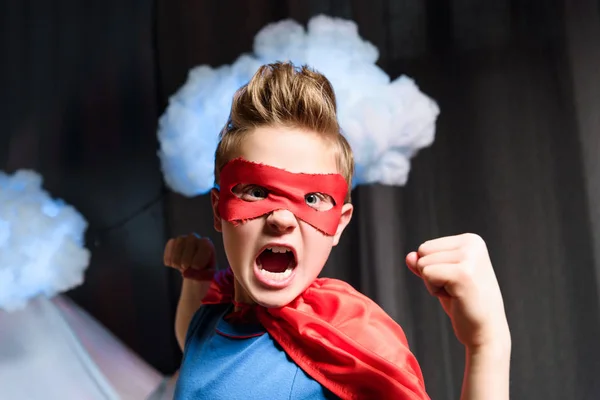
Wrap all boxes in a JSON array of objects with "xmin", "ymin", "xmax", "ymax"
[
  {"xmin": 406, "ymin": 233, "xmax": 510, "ymax": 350},
  {"xmin": 164, "ymin": 233, "xmax": 216, "ymax": 281}
]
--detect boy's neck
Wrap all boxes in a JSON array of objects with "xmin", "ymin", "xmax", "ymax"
[{"xmin": 233, "ymin": 277, "xmax": 255, "ymax": 311}]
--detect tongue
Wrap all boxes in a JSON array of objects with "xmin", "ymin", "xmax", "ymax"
[{"xmin": 258, "ymin": 251, "xmax": 291, "ymax": 273}]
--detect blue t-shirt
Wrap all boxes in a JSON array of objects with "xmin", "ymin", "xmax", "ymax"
[{"xmin": 174, "ymin": 304, "xmax": 338, "ymax": 399}]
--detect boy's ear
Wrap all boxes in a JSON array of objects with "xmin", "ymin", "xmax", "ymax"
[
  {"xmin": 210, "ymin": 188, "xmax": 222, "ymax": 232},
  {"xmin": 332, "ymin": 203, "xmax": 353, "ymax": 246}
]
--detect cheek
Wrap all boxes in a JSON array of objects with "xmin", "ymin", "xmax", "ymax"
[
  {"xmin": 222, "ymin": 221, "xmax": 261, "ymax": 261},
  {"xmin": 301, "ymin": 224, "xmax": 335, "ymax": 267}
]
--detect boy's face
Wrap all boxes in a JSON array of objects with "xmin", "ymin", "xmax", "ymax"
[{"xmin": 211, "ymin": 126, "xmax": 353, "ymax": 308}]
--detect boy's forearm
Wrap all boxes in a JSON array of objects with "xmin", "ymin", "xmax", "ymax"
[
  {"xmin": 461, "ymin": 341, "xmax": 511, "ymax": 400},
  {"xmin": 175, "ymin": 278, "xmax": 211, "ymax": 350}
]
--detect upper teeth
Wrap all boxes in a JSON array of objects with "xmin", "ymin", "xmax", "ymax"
[{"xmin": 268, "ymin": 246, "xmax": 291, "ymax": 254}]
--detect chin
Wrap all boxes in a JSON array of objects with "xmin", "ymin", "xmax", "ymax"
[{"xmin": 249, "ymin": 286, "xmax": 300, "ymax": 309}]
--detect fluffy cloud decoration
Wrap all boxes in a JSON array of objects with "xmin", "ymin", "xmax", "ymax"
[
  {"xmin": 0, "ymin": 170, "xmax": 90, "ymax": 311},
  {"xmin": 158, "ymin": 15, "xmax": 440, "ymax": 196}
]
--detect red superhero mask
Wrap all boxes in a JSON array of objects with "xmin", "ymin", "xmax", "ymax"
[{"xmin": 217, "ymin": 158, "xmax": 349, "ymax": 236}]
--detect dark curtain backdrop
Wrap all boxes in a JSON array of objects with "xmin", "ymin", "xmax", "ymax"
[
  {"xmin": 2, "ymin": 1, "xmax": 600, "ymax": 399},
  {"xmin": 0, "ymin": 0, "xmax": 179, "ymax": 374}
]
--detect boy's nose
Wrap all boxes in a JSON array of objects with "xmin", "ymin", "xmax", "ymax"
[{"xmin": 266, "ymin": 209, "xmax": 298, "ymax": 234}]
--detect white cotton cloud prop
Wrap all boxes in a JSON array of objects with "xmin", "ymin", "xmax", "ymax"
[
  {"xmin": 0, "ymin": 170, "xmax": 90, "ymax": 311},
  {"xmin": 158, "ymin": 15, "xmax": 440, "ymax": 196}
]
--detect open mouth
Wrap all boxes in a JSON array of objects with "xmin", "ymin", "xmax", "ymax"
[{"xmin": 256, "ymin": 245, "xmax": 297, "ymax": 282}]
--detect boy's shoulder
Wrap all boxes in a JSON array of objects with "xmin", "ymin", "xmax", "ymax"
[
  {"xmin": 261, "ymin": 276, "xmax": 425, "ymax": 398},
  {"xmin": 177, "ymin": 303, "xmax": 339, "ymax": 400},
  {"xmin": 296, "ymin": 276, "xmax": 410, "ymax": 346},
  {"xmin": 310, "ymin": 276, "xmax": 387, "ymax": 313}
]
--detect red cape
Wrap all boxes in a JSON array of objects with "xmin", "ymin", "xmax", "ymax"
[{"xmin": 202, "ymin": 269, "xmax": 429, "ymax": 400}]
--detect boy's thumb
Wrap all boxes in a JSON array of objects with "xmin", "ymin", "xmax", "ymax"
[{"xmin": 405, "ymin": 251, "xmax": 421, "ymax": 277}]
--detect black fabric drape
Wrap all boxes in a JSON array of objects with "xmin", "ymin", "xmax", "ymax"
[
  {"xmin": 1, "ymin": 0, "xmax": 180, "ymax": 373},
  {"xmin": 2, "ymin": 1, "xmax": 599, "ymax": 398}
]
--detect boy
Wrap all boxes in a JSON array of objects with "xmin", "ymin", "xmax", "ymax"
[{"xmin": 164, "ymin": 62, "xmax": 511, "ymax": 399}]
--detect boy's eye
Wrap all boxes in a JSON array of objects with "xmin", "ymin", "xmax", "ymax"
[
  {"xmin": 233, "ymin": 184, "xmax": 269, "ymax": 201},
  {"xmin": 305, "ymin": 193, "xmax": 335, "ymax": 211}
]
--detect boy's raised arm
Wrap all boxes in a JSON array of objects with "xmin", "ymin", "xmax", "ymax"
[
  {"xmin": 406, "ymin": 233, "xmax": 511, "ymax": 400},
  {"xmin": 461, "ymin": 341, "xmax": 511, "ymax": 400},
  {"xmin": 164, "ymin": 234, "xmax": 216, "ymax": 350},
  {"xmin": 174, "ymin": 279, "xmax": 212, "ymax": 350}
]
